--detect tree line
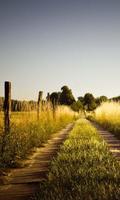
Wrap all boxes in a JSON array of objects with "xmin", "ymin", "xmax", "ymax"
[
  {"xmin": 0, "ymin": 85, "xmax": 119, "ymax": 112},
  {"xmin": 49, "ymin": 86, "xmax": 108, "ymax": 112},
  {"xmin": 0, "ymin": 97, "xmax": 37, "ymax": 111}
]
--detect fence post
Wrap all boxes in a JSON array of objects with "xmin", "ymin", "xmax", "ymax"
[
  {"xmin": 53, "ymin": 99, "xmax": 58, "ymax": 119},
  {"xmin": 46, "ymin": 92, "xmax": 50, "ymax": 102},
  {"xmin": 4, "ymin": 81, "xmax": 11, "ymax": 133},
  {"xmin": 37, "ymin": 91, "xmax": 43, "ymax": 121}
]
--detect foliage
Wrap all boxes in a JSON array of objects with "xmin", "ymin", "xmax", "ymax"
[
  {"xmin": 78, "ymin": 96, "xmax": 84, "ymax": 103},
  {"xmin": 50, "ymin": 92, "xmax": 60, "ymax": 105},
  {"xmin": 78, "ymin": 94, "xmax": 108, "ymax": 111},
  {"xmin": 59, "ymin": 86, "xmax": 75, "ymax": 105},
  {"xmin": 96, "ymin": 96, "xmax": 108, "ymax": 106},
  {"xmin": 111, "ymin": 96, "xmax": 120, "ymax": 102},
  {"xmin": 35, "ymin": 119, "xmax": 120, "ymax": 200},
  {"xmin": 71, "ymin": 100, "xmax": 83, "ymax": 112},
  {"xmin": 83, "ymin": 93, "xmax": 97, "ymax": 111}
]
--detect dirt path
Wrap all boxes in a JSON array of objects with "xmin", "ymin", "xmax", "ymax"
[
  {"xmin": 0, "ymin": 123, "xmax": 74, "ymax": 200},
  {"xmin": 90, "ymin": 121, "xmax": 120, "ymax": 160}
]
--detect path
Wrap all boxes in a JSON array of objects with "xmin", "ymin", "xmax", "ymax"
[
  {"xmin": 90, "ymin": 121, "xmax": 120, "ymax": 160},
  {"xmin": 0, "ymin": 123, "xmax": 74, "ymax": 200}
]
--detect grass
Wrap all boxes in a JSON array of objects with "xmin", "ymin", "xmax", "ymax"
[
  {"xmin": 34, "ymin": 119, "xmax": 120, "ymax": 200},
  {"xmin": 93, "ymin": 101, "xmax": 120, "ymax": 139},
  {"xmin": 0, "ymin": 105, "xmax": 77, "ymax": 168}
]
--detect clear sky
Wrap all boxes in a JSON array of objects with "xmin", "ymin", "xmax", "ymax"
[{"xmin": 0, "ymin": 0, "xmax": 120, "ymax": 100}]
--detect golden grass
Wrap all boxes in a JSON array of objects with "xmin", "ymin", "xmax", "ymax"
[
  {"xmin": 0, "ymin": 106, "xmax": 77, "ymax": 126},
  {"xmin": 0, "ymin": 105, "xmax": 78, "ymax": 167},
  {"xmin": 94, "ymin": 101, "xmax": 120, "ymax": 137}
]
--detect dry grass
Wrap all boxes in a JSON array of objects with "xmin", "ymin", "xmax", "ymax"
[
  {"xmin": 94, "ymin": 101, "xmax": 120, "ymax": 138},
  {"xmin": 0, "ymin": 105, "xmax": 77, "ymax": 167}
]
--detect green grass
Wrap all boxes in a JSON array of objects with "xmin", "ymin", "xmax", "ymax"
[
  {"xmin": 0, "ymin": 106, "xmax": 77, "ymax": 167},
  {"xmin": 34, "ymin": 119, "xmax": 120, "ymax": 200}
]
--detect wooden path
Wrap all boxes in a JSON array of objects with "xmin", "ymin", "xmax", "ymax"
[
  {"xmin": 0, "ymin": 123, "xmax": 74, "ymax": 200},
  {"xmin": 90, "ymin": 121, "xmax": 120, "ymax": 160}
]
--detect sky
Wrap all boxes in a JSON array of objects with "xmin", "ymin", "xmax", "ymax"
[{"xmin": 0, "ymin": 0, "xmax": 120, "ymax": 100}]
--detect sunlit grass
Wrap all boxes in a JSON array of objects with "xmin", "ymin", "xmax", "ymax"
[
  {"xmin": 94, "ymin": 101, "xmax": 120, "ymax": 138},
  {"xmin": 0, "ymin": 105, "xmax": 77, "ymax": 167},
  {"xmin": 34, "ymin": 119, "xmax": 120, "ymax": 200}
]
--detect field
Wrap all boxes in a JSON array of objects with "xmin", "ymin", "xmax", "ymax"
[
  {"xmin": 93, "ymin": 101, "xmax": 120, "ymax": 139},
  {"xmin": 34, "ymin": 119, "xmax": 120, "ymax": 200},
  {"xmin": 0, "ymin": 99, "xmax": 120, "ymax": 199},
  {"xmin": 0, "ymin": 105, "xmax": 77, "ymax": 167}
]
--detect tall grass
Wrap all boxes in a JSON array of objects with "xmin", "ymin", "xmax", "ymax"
[
  {"xmin": 0, "ymin": 105, "xmax": 77, "ymax": 167},
  {"xmin": 34, "ymin": 119, "xmax": 120, "ymax": 200},
  {"xmin": 94, "ymin": 101, "xmax": 120, "ymax": 138}
]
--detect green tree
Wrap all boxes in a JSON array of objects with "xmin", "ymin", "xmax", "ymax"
[
  {"xmin": 71, "ymin": 100, "xmax": 83, "ymax": 112},
  {"xmin": 60, "ymin": 86, "xmax": 75, "ymax": 105},
  {"xmin": 96, "ymin": 96, "xmax": 108, "ymax": 106},
  {"xmin": 83, "ymin": 93, "xmax": 96, "ymax": 111},
  {"xmin": 50, "ymin": 92, "xmax": 60, "ymax": 105},
  {"xmin": 78, "ymin": 96, "xmax": 84, "ymax": 103},
  {"xmin": 111, "ymin": 96, "xmax": 120, "ymax": 102}
]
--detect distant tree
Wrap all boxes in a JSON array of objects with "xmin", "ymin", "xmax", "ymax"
[
  {"xmin": 71, "ymin": 100, "xmax": 83, "ymax": 112},
  {"xmin": 77, "ymin": 96, "xmax": 84, "ymax": 108},
  {"xmin": 78, "ymin": 96, "xmax": 84, "ymax": 103},
  {"xmin": 59, "ymin": 86, "xmax": 75, "ymax": 105},
  {"xmin": 0, "ymin": 96, "xmax": 38, "ymax": 112},
  {"xmin": 83, "ymin": 93, "xmax": 97, "ymax": 111},
  {"xmin": 50, "ymin": 92, "xmax": 60, "ymax": 105},
  {"xmin": 111, "ymin": 96, "xmax": 120, "ymax": 102},
  {"xmin": 96, "ymin": 96, "xmax": 108, "ymax": 106},
  {"xmin": 100, "ymin": 96, "xmax": 108, "ymax": 102}
]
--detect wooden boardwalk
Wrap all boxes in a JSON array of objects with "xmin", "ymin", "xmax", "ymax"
[
  {"xmin": 90, "ymin": 121, "xmax": 120, "ymax": 160},
  {"xmin": 0, "ymin": 123, "xmax": 74, "ymax": 200}
]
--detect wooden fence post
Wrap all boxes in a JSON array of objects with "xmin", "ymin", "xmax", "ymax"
[
  {"xmin": 53, "ymin": 99, "xmax": 57, "ymax": 119},
  {"xmin": 37, "ymin": 91, "xmax": 43, "ymax": 121},
  {"xmin": 46, "ymin": 92, "xmax": 50, "ymax": 102},
  {"xmin": 4, "ymin": 81, "xmax": 11, "ymax": 133},
  {"xmin": 46, "ymin": 92, "xmax": 50, "ymax": 110}
]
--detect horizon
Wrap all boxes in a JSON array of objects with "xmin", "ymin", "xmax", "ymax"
[
  {"xmin": 0, "ymin": 0, "xmax": 120, "ymax": 100},
  {"xmin": 0, "ymin": 81, "xmax": 119, "ymax": 102}
]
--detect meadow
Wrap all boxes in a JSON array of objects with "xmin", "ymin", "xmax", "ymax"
[
  {"xmin": 0, "ymin": 105, "xmax": 76, "ymax": 167},
  {"xmin": 93, "ymin": 101, "xmax": 120, "ymax": 139},
  {"xmin": 34, "ymin": 119, "xmax": 120, "ymax": 200}
]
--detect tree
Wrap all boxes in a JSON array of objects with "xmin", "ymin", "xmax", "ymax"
[
  {"xmin": 99, "ymin": 96, "xmax": 108, "ymax": 102},
  {"xmin": 96, "ymin": 96, "xmax": 108, "ymax": 106},
  {"xmin": 71, "ymin": 100, "xmax": 83, "ymax": 112},
  {"xmin": 59, "ymin": 86, "xmax": 75, "ymax": 105},
  {"xmin": 111, "ymin": 96, "xmax": 120, "ymax": 102},
  {"xmin": 78, "ymin": 96, "xmax": 84, "ymax": 103},
  {"xmin": 50, "ymin": 92, "xmax": 60, "ymax": 105},
  {"xmin": 83, "ymin": 93, "xmax": 96, "ymax": 111}
]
